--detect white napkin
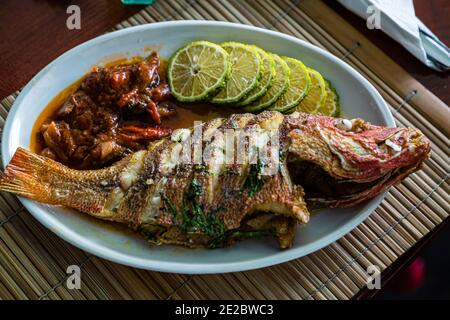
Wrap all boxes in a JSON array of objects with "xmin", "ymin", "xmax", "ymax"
[{"xmin": 337, "ymin": 0, "xmax": 450, "ymax": 71}]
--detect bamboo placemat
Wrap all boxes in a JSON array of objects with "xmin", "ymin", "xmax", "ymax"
[{"xmin": 0, "ymin": 0, "xmax": 449, "ymax": 300}]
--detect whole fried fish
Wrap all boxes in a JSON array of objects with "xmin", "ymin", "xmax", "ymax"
[{"xmin": 0, "ymin": 111, "xmax": 430, "ymax": 248}]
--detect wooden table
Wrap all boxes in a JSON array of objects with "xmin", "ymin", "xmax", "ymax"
[{"xmin": 0, "ymin": 0, "xmax": 448, "ymax": 299}]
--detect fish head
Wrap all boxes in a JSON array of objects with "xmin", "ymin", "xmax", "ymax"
[{"xmin": 284, "ymin": 112, "xmax": 431, "ymax": 207}]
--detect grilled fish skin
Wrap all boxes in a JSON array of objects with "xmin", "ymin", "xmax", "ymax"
[{"xmin": 0, "ymin": 111, "xmax": 430, "ymax": 249}]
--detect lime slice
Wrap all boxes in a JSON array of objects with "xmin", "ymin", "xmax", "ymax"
[
  {"xmin": 237, "ymin": 46, "xmax": 275, "ymax": 106},
  {"xmin": 168, "ymin": 41, "xmax": 230, "ymax": 102},
  {"xmin": 243, "ymin": 54, "xmax": 290, "ymax": 113},
  {"xmin": 295, "ymin": 67, "xmax": 327, "ymax": 114},
  {"xmin": 317, "ymin": 80, "xmax": 340, "ymax": 117},
  {"xmin": 211, "ymin": 42, "xmax": 262, "ymax": 104},
  {"xmin": 269, "ymin": 57, "xmax": 310, "ymax": 113}
]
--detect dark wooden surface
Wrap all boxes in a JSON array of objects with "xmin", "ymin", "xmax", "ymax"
[
  {"xmin": 324, "ymin": 0, "xmax": 450, "ymax": 105},
  {"xmin": 0, "ymin": 0, "xmax": 144, "ymax": 98},
  {"xmin": 0, "ymin": 0, "xmax": 448, "ymax": 299}
]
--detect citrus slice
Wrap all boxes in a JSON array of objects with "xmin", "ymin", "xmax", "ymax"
[
  {"xmin": 295, "ymin": 67, "xmax": 327, "ymax": 114},
  {"xmin": 168, "ymin": 41, "xmax": 230, "ymax": 102},
  {"xmin": 317, "ymin": 80, "xmax": 340, "ymax": 117},
  {"xmin": 243, "ymin": 54, "xmax": 290, "ymax": 113},
  {"xmin": 211, "ymin": 42, "xmax": 262, "ymax": 104},
  {"xmin": 237, "ymin": 46, "xmax": 275, "ymax": 106},
  {"xmin": 269, "ymin": 57, "xmax": 310, "ymax": 113}
]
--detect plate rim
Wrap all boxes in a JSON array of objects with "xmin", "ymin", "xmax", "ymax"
[{"xmin": 1, "ymin": 20, "xmax": 395, "ymax": 274}]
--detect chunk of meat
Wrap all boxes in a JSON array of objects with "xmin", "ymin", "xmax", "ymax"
[
  {"xmin": 38, "ymin": 52, "xmax": 176, "ymax": 169},
  {"xmin": 57, "ymin": 91, "xmax": 94, "ymax": 118},
  {"xmin": 80, "ymin": 52, "xmax": 163, "ymax": 110},
  {"xmin": 41, "ymin": 90, "xmax": 123, "ymax": 168},
  {"xmin": 109, "ymin": 70, "xmax": 130, "ymax": 89},
  {"xmin": 150, "ymin": 83, "xmax": 171, "ymax": 102},
  {"xmin": 41, "ymin": 121, "xmax": 76, "ymax": 162},
  {"xmin": 117, "ymin": 88, "xmax": 139, "ymax": 109},
  {"xmin": 40, "ymin": 147, "xmax": 57, "ymax": 160},
  {"xmin": 80, "ymin": 140, "xmax": 126, "ymax": 169},
  {"xmin": 137, "ymin": 52, "xmax": 159, "ymax": 87},
  {"xmin": 157, "ymin": 101, "xmax": 177, "ymax": 119}
]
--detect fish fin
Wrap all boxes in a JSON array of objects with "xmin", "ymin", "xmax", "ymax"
[
  {"xmin": 0, "ymin": 147, "xmax": 128, "ymax": 216},
  {"xmin": 0, "ymin": 147, "xmax": 59, "ymax": 203}
]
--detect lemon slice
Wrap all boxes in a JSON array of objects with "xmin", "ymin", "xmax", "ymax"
[
  {"xmin": 295, "ymin": 67, "xmax": 327, "ymax": 114},
  {"xmin": 168, "ymin": 41, "xmax": 230, "ymax": 102},
  {"xmin": 237, "ymin": 46, "xmax": 275, "ymax": 106},
  {"xmin": 243, "ymin": 54, "xmax": 290, "ymax": 113},
  {"xmin": 211, "ymin": 42, "xmax": 262, "ymax": 104},
  {"xmin": 269, "ymin": 57, "xmax": 310, "ymax": 113},
  {"xmin": 317, "ymin": 80, "xmax": 340, "ymax": 117}
]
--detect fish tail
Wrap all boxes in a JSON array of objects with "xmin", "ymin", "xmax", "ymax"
[
  {"xmin": 0, "ymin": 147, "xmax": 128, "ymax": 217},
  {"xmin": 0, "ymin": 147, "xmax": 59, "ymax": 203}
]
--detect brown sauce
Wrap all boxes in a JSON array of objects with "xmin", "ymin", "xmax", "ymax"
[
  {"xmin": 31, "ymin": 79, "xmax": 83, "ymax": 156},
  {"xmin": 159, "ymin": 103, "xmax": 236, "ymax": 129},
  {"xmin": 30, "ymin": 55, "xmax": 236, "ymax": 167}
]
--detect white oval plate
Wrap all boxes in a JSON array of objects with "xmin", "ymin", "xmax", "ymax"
[{"xmin": 2, "ymin": 21, "xmax": 394, "ymax": 274}]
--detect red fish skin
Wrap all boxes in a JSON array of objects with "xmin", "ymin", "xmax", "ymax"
[
  {"xmin": 286, "ymin": 112, "xmax": 430, "ymax": 207},
  {"xmin": 287, "ymin": 112, "xmax": 430, "ymax": 182}
]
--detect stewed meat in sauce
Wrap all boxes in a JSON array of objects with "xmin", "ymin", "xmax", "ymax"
[{"xmin": 38, "ymin": 52, "xmax": 175, "ymax": 169}]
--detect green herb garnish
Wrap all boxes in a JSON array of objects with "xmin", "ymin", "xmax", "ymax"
[
  {"xmin": 242, "ymin": 159, "xmax": 266, "ymax": 196},
  {"xmin": 162, "ymin": 179, "xmax": 226, "ymax": 242},
  {"xmin": 162, "ymin": 174, "xmax": 272, "ymax": 249}
]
